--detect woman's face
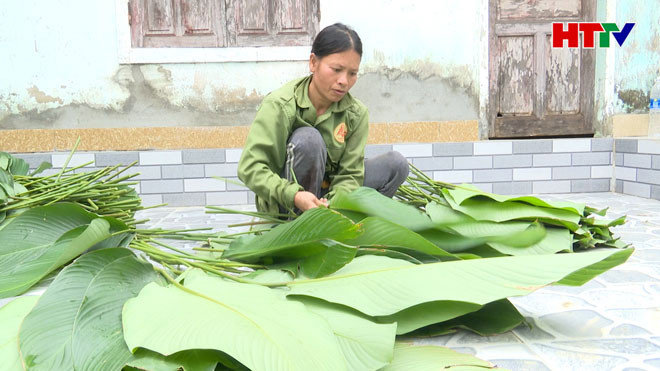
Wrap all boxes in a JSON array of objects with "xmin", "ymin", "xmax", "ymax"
[{"xmin": 309, "ymin": 49, "xmax": 361, "ymax": 107}]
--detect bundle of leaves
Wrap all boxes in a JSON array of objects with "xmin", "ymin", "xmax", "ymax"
[
  {"xmin": 0, "ymin": 159, "xmax": 634, "ymax": 370},
  {"xmin": 396, "ymin": 164, "xmax": 629, "ymax": 251}
]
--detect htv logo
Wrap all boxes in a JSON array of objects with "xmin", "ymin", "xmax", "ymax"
[{"xmin": 552, "ymin": 22, "xmax": 635, "ymax": 48}]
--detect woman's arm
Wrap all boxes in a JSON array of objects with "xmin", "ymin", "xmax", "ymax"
[{"xmin": 237, "ymin": 99, "xmax": 303, "ymax": 211}]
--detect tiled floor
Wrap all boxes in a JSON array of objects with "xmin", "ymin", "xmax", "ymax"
[{"xmin": 133, "ymin": 192, "xmax": 660, "ymax": 371}]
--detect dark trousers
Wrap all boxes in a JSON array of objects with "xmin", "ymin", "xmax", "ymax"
[{"xmin": 282, "ymin": 127, "xmax": 409, "ymax": 199}]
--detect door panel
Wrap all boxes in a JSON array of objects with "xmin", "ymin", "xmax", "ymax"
[
  {"xmin": 498, "ymin": 36, "xmax": 535, "ymax": 115},
  {"xmin": 489, "ymin": 0, "xmax": 595, "ymax": 138}
]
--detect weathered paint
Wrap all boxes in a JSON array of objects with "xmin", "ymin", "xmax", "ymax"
[
  {"xmin": 613, "ymin": 0, "xmax": 660, "ymax": 113},
  {"xmin": 0, "ymin": 0, "xmax": 486, "ymax": 132}
]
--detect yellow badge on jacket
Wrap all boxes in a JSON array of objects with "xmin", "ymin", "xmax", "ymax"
[{"xmin": 333, "ymin": 122, "xmax": 348, "ymax": 144}]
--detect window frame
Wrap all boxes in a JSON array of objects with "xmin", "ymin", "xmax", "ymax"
[{"xmin": 115, "ymin": 0, "xmax": 311, "ymax": 64}]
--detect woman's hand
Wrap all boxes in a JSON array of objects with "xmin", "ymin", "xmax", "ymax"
[{"xmin": 294, "ymin": 191, "xmax": 329, "ymax": 211}]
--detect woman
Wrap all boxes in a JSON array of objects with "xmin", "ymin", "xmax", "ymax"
[{"xmin": 238, "ymin": 23, "xmax": 409, "ymax": 214}]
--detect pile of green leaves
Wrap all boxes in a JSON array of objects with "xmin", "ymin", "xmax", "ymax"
[{"xmin": 0, "ymin": 152, "xmax": 634, "ymax": 370}]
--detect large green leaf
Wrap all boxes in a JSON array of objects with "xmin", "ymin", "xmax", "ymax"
[
  {"xmin": 223, "ymin": 207, "xmax": 360, "ymax": 263},
  {"xmin": 18, "ymin": 248, "xmax": 160, "ymax": 371},
  {"xmin": 9, "ymin": 157, "xmax": 29, "ymax": 176},
  {"xmin": 446, "ymin": 184, "xmax": 585, "ymax": 215},
  {"xmin": 408, "ymin": 299, "xmax": 525, "ymax": 338},
  {"xmin": 290, "ymin": 297, "xmax": 396, "ymax": 371},
  {"xmin": 0, "ymin": 203, "xmax": 129, "ymax": 298},
  {"xmin": 330, "ymin": 187, "xmax": 435, "ymax": 231},
  {"xmin": 0, "ymin": 296, "xmax": 39, "ymax": 371},
  {"xmin": 122, "ymin": 269, "xmax": 347, "ymax": 371},
  {"xmin": 126, "ymin": 348, "xmax": 242, "ymax": 371},
  {"xmin": 485, "ymin": 227, "xmax": 572, "ymax": 256},
  {"xmin": 376, "ymin": 300, "xmax": 482, "ymax": 335},
  {"xmin": 443, "ymin": 189, "xmax": 581, "ymax": 231},
  {"xmin": 300, "ymin": 240, "xmax": 357, "ymax": 278},
  {"xmin": 343, "ymin": 217, "xmax": 458, "ymax": 261},
  {"xmin": 381, "ymin": 343, "xmax": 496, "ymax": 370},
  {"xmin": 286, "ymin": 249, "xmax": 633, "ymax": 318}
]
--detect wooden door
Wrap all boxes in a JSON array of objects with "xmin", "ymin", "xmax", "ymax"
[{"xmin": 489, "ymin": 0, "xmax": 596, "ymax": 138}]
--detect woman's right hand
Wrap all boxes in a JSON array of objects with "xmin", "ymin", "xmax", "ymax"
[{"xmin": 294, "ymin": 191, "xmax": 329, "ymax": 211}]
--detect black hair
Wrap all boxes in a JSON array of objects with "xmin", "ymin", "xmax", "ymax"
[{"xmin": 311, "ymin": 23, "xmax": 362, "ymax": 59}]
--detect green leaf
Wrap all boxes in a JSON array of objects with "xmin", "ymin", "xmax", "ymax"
[
  {"xmin": 286, "ymin": 249, "xmax": 633, "ymax": 319},
  {"xmin": 356, "ymin": 248, "xmax": 426, "ymax": 264},
  {"xmin": 0, "ymin": 203, "xmax": 129, "ymax": 298},
  {"xmin": 29, "ymin": 162, "xmax": 52, "ymax": 177},
  {"xmin": 426, "ymin": 201, "xmax": 474, "ymax": 224},
  {"xmin": 409, "ymin": 299, "xmax": 525, "ymax": 338},
  {"xmin": 0, "ymin": 296, "xmax": 40, "ymax": 371},
  {"xmin": 443, "ymin": 189, "xmax": 581, "ymax": 231},
  {"xmin": 9, "ymin": 157, "xmax": 29, "ymax": 176},
  {"xmin": 122, "ymin": 269, "xmax": 347, "ymax": 371},
  {"xmin": 0, "ymin": 152, "xmax": 10, "ymax": 171},
  {"xmin": 381, "ymin": 342, "xmax": 496, "ymax": 370},
  {"xmin": 330, "ymin": 187, "xmax": 435, "ymax": 231},
  {"xmin": 376, "ymin": 300, "xmax": 482, "ymax": 335},
  {"xmin": 485, "ymin": 227, "xmax": 572, "ymax": 256},
  {"xmin": 126, "ymin": 348, "xmax": 240, "ymax": 371},
  {"xmin": 223, "ymin": 207, "xmax": 360, "ymax": 263},
  {"xmin": 18, "ymin": 248, "xmax": 160, "ymax": 371},
  {"xmin": 343, "ymin": 217, "xmax": 458, "ymax": 261},
  {"xmin": 290, "ymin": 296, "xmax": 396, "ymax": 371},
  {"xmin": 300, "ymin": 240, "xmax": 357, "ymax": 278},
  {"xmin": 446, "ymin": 184, "xmax": 585, "ymax": 215}
]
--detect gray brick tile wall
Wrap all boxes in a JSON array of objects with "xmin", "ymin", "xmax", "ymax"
[
  {"xmin": 163, "ymin": 192, "xmax": 206, "ymax": 207},
  {"xmin": 471, "ymin": 183, "xmax": 493, "ymax": 193},
  {"xmin": 12, "ymin": 153, "xmax": 52, "ymax": 168},
  {"xmin": 473, "ymin": 169, "xmax": 512, "ymax": 182},
  {"xmin": 653, "ymin": 155, "xmax": 660, "ymax": 170},
  {"xmin": 226, "ymin": 149, "xmax": 243, "ymax": 163},
  {"xmin": 615, "ymin": 139, "xmax": 637, "ymax": 153},
  {"xmin": 365, "ymin": 144, "xmax": 393, "ymax": 158},
  {"xmin": 492, "ymin": 181, "xmax": 533, "ymax": 195},
  {"xmin": 553, "ymin": 138, "xmax": 591, "ymax": 152},
  {"xmin": 14, "ymin": 138, "xmax": 660, "ymax": 205},
  {"xmin": 591, "ymin": 138, "xmax": 614, "ymax": 152},
  {"xmin": 572, "ymin": 152, "xmax": 611, "ymax": 166},
  {"xmin": 132, "ymin": 166, "xmax": 162, "ymax": 180},
  {"xmin": 493, "ymin": 154, "xmax": 532, "ymax": 168},
  {"xmin": 615, "ymin": 167, "xmax": 637, "ymax": 182},
  {"xmin": 226, "ymin": 178, "xmax": 249, "ymax": 191},
  {"xmin": 652, "ymin": 185, "xmax": 660, "ymax": 201},
  {"xmin": 411, "ymin": 157, "xmax": 452, "ymax": 171},
  {"xmin": 140, "ymin": 179, "xmax": 184, "ymax": 194},
  {"xmin": 533, "ymin": 153, "xmax": 571, "ymax": 167},
  {"xmin": 140, "ymin": 194, "xmax": 163, "ymax": 207},
  {"xmin": 95, "ymin": 151, "xmax": 139, "ymax": 166},
  {"xmin": 623, "ymin": 153, "xmax": 652, "ymax": 168},
  {"xmin": 433, "ymin": 142, "xmax": 473, "ymax": 156},
  {"xmin": 637, "ymin": 140, "xmax": 660, "ymax": 155},
  {"xmin": 454, "ymin": 156, "xmax": 492, "ymax": 169},
  {"xmin": 552, "ymin": 166, "xmax": 591, "ymax": 180},
  {"xmin": 533, "ymin": 180, "xmax": 571, "ymax": 193},
  {"xmin": 513, "ymin": 139, "xmax": 552, "ymax": 154},
  {"xmin": 616, "ymin": 179, "xmax": 624, "ymax": 193},
  {"xmin": 615, "ymin": 153, "xmax": 624, "ymax": 166},
  {"xmin": 182, "ymin": 149, "xmax": 226, "ymax": 164},
  {"xmin": 571, "ymin": 179, "xmax": 611, "ymax": 193},
  {"xmin": 51, "ymin": 153, "xmax": 95, "ymax": 168},
  {"xmin": 637, "ymin": 169, "xmax": 660, "ymax": 185},
  {"xmin": 207, "ymin": 191, "xmax": 249, "ymax": 205},
  {"xmin": 623, "ymin": 181, "xmax": 651, "ymax": 198},
  {"xmin": 473, "ymin": 141, "xmax": 512, "ymax": 155},
  {"xmin": 205, "ymin": 164, "xmax": 239, "ymax": 177}
]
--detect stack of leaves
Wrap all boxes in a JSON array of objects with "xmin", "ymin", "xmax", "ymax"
[
  {"xmin": 396, "ymin": 164, "xmax": 629, "ymax": 252},
  {"xmin": 0, "ymin": 156, "xmax": 635, "ymax": 370},
  {"xmin": 0, "ymin": 151, "xmax": 144, "ymax": 226}
]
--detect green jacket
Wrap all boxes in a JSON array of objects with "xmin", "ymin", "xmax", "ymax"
[{"xmin": 238, "ymin": 75, "xmax": 369, "ymax": 213}]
